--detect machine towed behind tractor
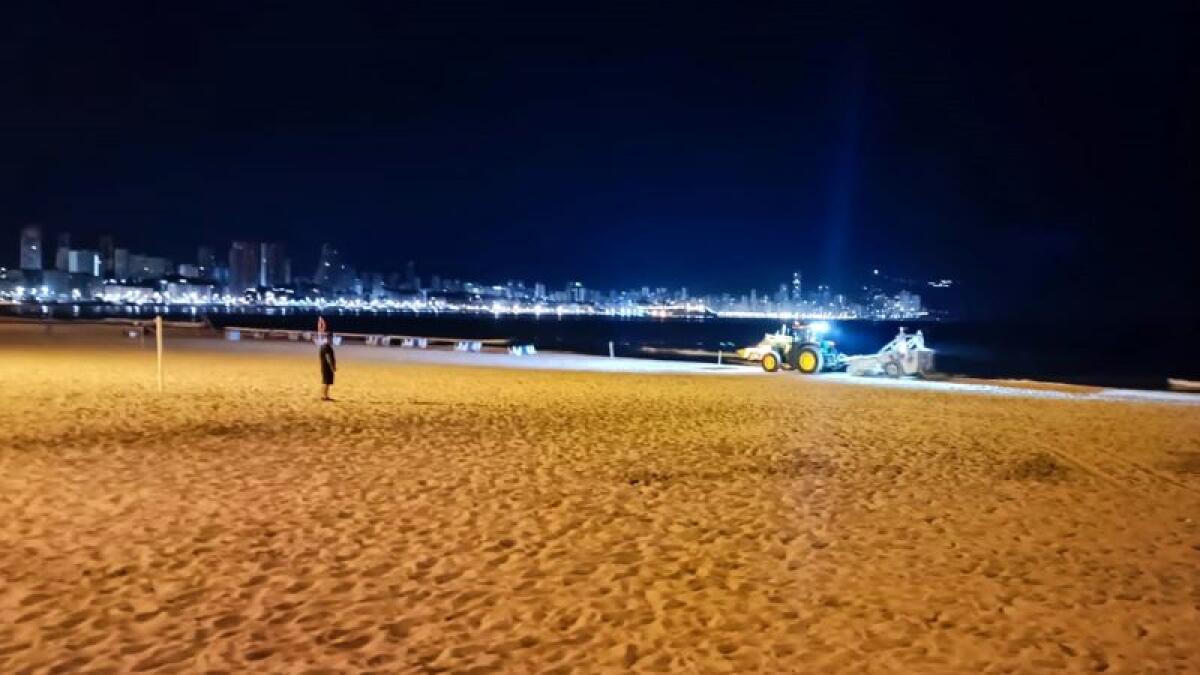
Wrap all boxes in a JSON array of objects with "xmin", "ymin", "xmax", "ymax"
[{"xmin": 842, "ymin": 327, "xmax": 935, "ymax": 378}]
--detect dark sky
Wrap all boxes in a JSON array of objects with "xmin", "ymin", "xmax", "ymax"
[{"xmin": 3, "ymin": 2, "xmax": 1197, "ymax": 318}]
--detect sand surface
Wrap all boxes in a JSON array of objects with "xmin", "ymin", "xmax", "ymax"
[{"xmin": 1, "ymin": 326, "xmax": 1199, "ymax": 673}]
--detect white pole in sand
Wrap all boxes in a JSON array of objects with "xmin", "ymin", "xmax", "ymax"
[
  {"xmin": 608, "ymin": 341, "xmax": 614, "ymax": 359},
  {"xmin": 155, "ymin": 315, "xmax": 164, "ymax": 393},
  {"xmin": 718, "ymin": 349, "xmax": 723, "ymax": 365}
]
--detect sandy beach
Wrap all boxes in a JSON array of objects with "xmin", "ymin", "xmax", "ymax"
[{"xmin": 1, "ymin": 325, "xmax": 1198, "ymax": 673}]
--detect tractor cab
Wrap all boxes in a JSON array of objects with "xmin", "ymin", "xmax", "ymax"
[{"xmin": 785, "ymin": 320, "xmax": 821, "ymax": 344}]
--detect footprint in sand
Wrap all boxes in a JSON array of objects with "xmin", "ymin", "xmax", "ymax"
[
  {"xmin": 366, "ymin": 653, "xmax": 397, "ymax": 667},
  {"xmin": 19, "ymin": 592, "xmax": 53, "ymax": 606},
  {"xmin": 120, "ymin": 642, "xmax": 154, "ymax": 656},
  {"xmin": 434, "ymin": 569, "xmax": 463, "ymax": 584},
  {"xmin": 47, "ymin": 655, "xmax": 91, "ymax": 674},
  {"xmin": 517, "ymin": 636, "xmax": 539, "ymax": 649},
  {"xmin": 0, "ymin": 641, "xmax": 32, "ymax": 657},
  {"xmin": 213, "ymin": 614, "xmax": 243, "ymax": 630},
  {"xmin": 15, "ymin": 610, "xmax": 48, "ymax": 625},
  {"xmin": 330, "ymin": 634, "xmax": 372, "ymax": 650},
  {"xmin": 296, "ymin": 611, "xmax": 334, "ymax": 630},
  {"xmin": 242, "ymin": 574, "xmax": 268, "ymax": 588},
  {"xmin": 362, "ymin": 563, "xmax": 390, "ymax": 578},
  {"xmin": 285, "ymin": 579, "xmax": 313, "ymax": 593},
  {"xmin": 55, "ymin": 611, "xmax": 90, "ymax": 630},
  {"xmin": 66, "ymin": 632, "xmax": 106, "ymax": 650},
  {"xmin": 133, "ymin": 609, "xmax": 162, "ymax": 624},
  {"xmin": 131, "ymin": 646, "xmax": 197, "ymax": 672},
  {"xmin": 381, "ymin": 621, "xmax": 412, "ymax": 642},
  {"xmin": 244, "ymin": 647, "xmax": 274, "ymax": 661}
]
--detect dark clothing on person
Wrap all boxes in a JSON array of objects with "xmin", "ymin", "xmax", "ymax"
[{"xmin": 320, "ymin": 343, "xmax": 336, "ymax": 385}]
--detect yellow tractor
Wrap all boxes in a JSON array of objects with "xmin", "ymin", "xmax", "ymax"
[{"xmin": 737, "ymin": 322, "xmax": 846, "ymax": 374}]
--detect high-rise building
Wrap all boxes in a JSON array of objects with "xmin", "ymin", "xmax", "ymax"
[
  {"xmin": 55, "ymin": 233, "xmax": 71, "ymax": 271},
  {"xmin": 404, "ymin": 260, "xmax": 417, "ymax": 289},
  {"xmin": 366, "ymin": 272, "xmax": 388, "ymax": 301},
  {"xmin": 896, "ymin": 290, "xmax": 922, "ymax": 316},
  {"xmin": 197, "ymin": 246, "xmax": 217, "ymax": 279},
  {"xmin": 259, "ymin": 242, "xmax": 288, "ymax": 287},
  {"xmin": 114, "ymin": 248, "xmax": 130, "ymax": 279},
  {"xmin": 127, "ymin": 254, "xmax": 172, "ymax": 281},
  {"xmin": 791, "ymin": 271, "xmax": 802, "ymax": 302},
  {"xmin": 313, "ymin": 243, "xmax": 353, "ymax": 292},
  {"xmin": 19, "ymin": 225, "xmax": 42, "ymax": 270},
  {"xmin": 68, "ymin": 250, "xmax": 102, "ymax": 276},
  {"xmin": 313, "ymin": 243, "xmax": 340, "ymax": 287},
  {"xmin": 98, "ymin": 235, "xmax": 115, "ymax": 276},
  {"xmin": 228, "ymin": 241, "xmax": 259, "ymax": 293},
  {"xmin": 818, "ymin": 284, "xmax": 832, "ymax": 307}
]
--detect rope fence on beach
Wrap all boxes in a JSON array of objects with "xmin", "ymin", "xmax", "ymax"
[
  {"xmin": 222, "ymin": 326, "xmax": 534, "ymax": 355},
  {"xmin": 0, "ymin": 317, "xmax": 536, "ymax": 356}
]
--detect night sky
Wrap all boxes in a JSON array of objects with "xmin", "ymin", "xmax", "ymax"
[{"xmin": 4, "ymin": 2, "xmax": 1196, "ymax": 318}]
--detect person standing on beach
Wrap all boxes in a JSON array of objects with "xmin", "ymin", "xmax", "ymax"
[{"xmin": 319, "ymin": 333, "xmax": 337, "ymax": 401}]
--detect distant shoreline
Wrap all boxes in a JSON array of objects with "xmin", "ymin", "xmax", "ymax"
[{"xmin": 0, "ymin": 300, "xmax": 935, "ymax": 323}]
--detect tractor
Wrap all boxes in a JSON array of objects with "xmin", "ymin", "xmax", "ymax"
[{"xmin": 737, "ymin": 321, "xmax": 846, "ymax": 374}]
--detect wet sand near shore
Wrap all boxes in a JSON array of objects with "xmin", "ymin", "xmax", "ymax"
[{"xmin": 1, "ymin": 328, "xmax": 1198, "ymax": 673}]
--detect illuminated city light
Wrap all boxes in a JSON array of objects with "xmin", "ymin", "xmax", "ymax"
[{"xmin": 0, "ymin": 232, "xmax": 935, "ymax": 320}]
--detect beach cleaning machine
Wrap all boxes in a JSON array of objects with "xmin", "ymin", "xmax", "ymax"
[
  {"xmin": 739, "ymin": 324, "xmax": 935, "ymax": 378},
  {"xmin": 842, "ymin": 327, "xmax": 935, "ymax": 378}
]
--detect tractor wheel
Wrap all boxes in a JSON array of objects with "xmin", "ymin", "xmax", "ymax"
[
  {"xmin": 883, "ymin": 361, "xmax": 903, "ymax": 378},
  {"xmin": 761, "ymin": 352, "xmax": 780, "ymax": 373},
  {"xmin": 793, "ymin": 346, "xmax": 823, "ymax": 374}
]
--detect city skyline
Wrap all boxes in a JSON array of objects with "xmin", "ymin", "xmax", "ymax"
[
  {"xmin": 3, "ymin": 222, "xmax": 943, "ymax": 301},
  {"xmin": 2, "ymin": 224, "xmax": 939, "ymax": 319}
]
